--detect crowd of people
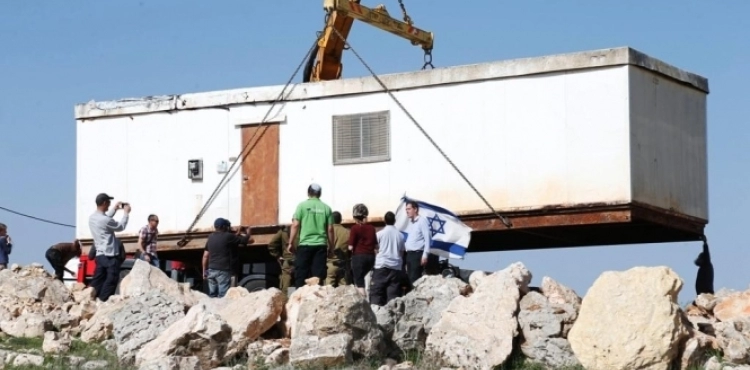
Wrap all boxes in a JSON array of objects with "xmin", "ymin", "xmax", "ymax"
[
  {"xmin": 78, "ymin": 184, "xmax": 438, "ymax": 306},
  {"xmin": 266, "ymin": 183, "xmax": 439, "ymax": 306}
]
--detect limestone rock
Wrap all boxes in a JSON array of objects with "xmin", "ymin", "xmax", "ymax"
[
  {"xmin": 284, "ymin": 282, "xmax": 326, "ymax": 338},
  {"xmin": 714, "ymin": 290, "xmax": 750, "ymax": 323},
  {"xmin": 425, "ymin": 262, "xmax": 531, "ymax": 369},
  {"xmin": 68, "ymin": 282, "xmax": 86, "ymax": 293},
  {"xmin": 679, "ymin": 331, "xmax": 720, "ymax": 370},
  {"xmin": 247, "ymin": 339, "xmax": 291, "ymax": 367},
  {"xmin": 540, "ymin": 276, "xmax": 582, "ymax": 313},
  {"xmin": 81, "ymin": 360, "xmax": 109, "ymax": 369},
  {"xmin": 713, "ymin": 317, "xmax": 750, "ymax": 365},
  {"xmin": 43, "ymin": 331, "xmax": 72, "ymax": 354},
  {"xmin": 684, "ymin": 304, "xmax": 718, "ymax": 336},
  {"xmin": 12, "ymin": 353, "xmax": 44, "ymax": 367},
  {"xmin": 206, "ymin": 287, "xmax": 285, "ymax": 358},
  {"xmin": 289, "ymin": 285, "xmax": 384, "ymax": 367},
  {"xmin": 47, "ymin": 307, "xmax": 79, "ymax": 332},
  {"xmin": 0, "ymin": 312, "xmax": 54, "ymax": 338},
  {"xmin": 0, "ymin": 266, "xmax": 72, "ymax": 305},
  {"xmin": 377, "ymin": 275, "xmax": 469, "ymax": 352},
  {"xmin": 79, "ymin": 296, "xmax": 130, "ymax": 343},
  {"xmin": 468, "ymin": 271, "xmax": 487, "ymax": 291},
  {"xmin": 73, "ymin": 287, "xmax": 96, "ymax": 304},
  {"xmin": 119, "ymin": 259, "xmax": 207, "ymax": 311},
  {"xmin": 695, "ymin": 293, "xmax": 718, "ymax": 312},
  {"xmin": 69, "ymin": 300, "xmax": 97, "ymax": 322},
  {"xmin": 517, "ymin": 291, "xmax": 579, "ymax": 367},
  {"xmin": 567, "ymin": 266, "xmax": 688, "ymax": 370},
  {"xmin": 137, "ymin": 356, "xmax": 201, "ymax": 370},
  {"xmin": 135, "ymin": 302, "xmax": 232, "ymax": 369},
  {"xmin": 290, "ymin": 333, "xmax": 352, "ymax": 367},
  {"xmin": 112, "ymin": 290, "xmax": 186, "ymax": 365}
]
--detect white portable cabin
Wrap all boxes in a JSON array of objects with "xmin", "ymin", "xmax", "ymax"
[{"xmin": 74, "ymin": 46, "xmax": 709, "ymax": 254}]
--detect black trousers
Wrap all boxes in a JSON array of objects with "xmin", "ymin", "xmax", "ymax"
[
  {"xmin": 369, "ymin": 267, "xmax": 403, "ymax": 306},
  {"xmin": 405, "ymin": 251, "xmax": 425, "ymax": 284},
  {"xmin": 90, "ymin": 255, "xmax": 122, "ymax": 302},
  {"xmin": 45, "ymin": 248, "xmax": 65, "ymax": 281},
  {"xmin": 294, "ymin": 245, "xmax": 327, "ymax": 288},
  {"xmin": 351, "ymin": 254, "xmax": 375, "ymax": 288}
]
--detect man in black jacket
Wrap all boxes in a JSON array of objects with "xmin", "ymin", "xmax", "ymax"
[
  {"xmin": 202, "ymin": 218, "xmax": 252, "ymax": 298},
  {"xmin": 694, "ymin": 236, "xmax": 714, "ymax": 297}
]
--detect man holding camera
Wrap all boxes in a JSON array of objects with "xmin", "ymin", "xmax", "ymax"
[{"xmin": 88, "ymin": 193, "xmax": 130, "ymax": 302}]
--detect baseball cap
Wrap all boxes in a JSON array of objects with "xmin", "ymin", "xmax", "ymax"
[
  {"xmin": 214, "ymin": 218, "xmax": 231, "ymax": 228},
  {"xmin": 308, "ymin": 183, "xmax": 322, "ymax": 193},
  {"xmin": 95, "ymin": 193, "xmax": 114, "ymax": 206}
]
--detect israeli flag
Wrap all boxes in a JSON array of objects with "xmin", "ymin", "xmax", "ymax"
[{"xmin": 394, "ymin": 195, "xmax": 473, "ymax": 260}]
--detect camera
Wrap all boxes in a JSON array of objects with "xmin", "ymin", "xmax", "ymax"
[{"xmin": 120, "ymin": 203, "xmax": 129, "ymax": 209}]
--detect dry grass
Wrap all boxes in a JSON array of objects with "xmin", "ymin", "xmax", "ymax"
[{"xmin": 0, "ymin": 336, "xmax": 135, "ymax": 370}]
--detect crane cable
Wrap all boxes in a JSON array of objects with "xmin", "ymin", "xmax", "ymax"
[{"xmin": 176, "ymin": 35, "xmax": 324, "ymax": 248}]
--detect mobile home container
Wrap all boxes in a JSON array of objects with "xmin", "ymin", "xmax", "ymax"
[{"xmin": 74, "ymin": 46, "xmax": 709, "ymax": 256}]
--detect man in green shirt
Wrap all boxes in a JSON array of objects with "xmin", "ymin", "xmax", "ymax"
[
  {"xmin": 287, "ymin": 183, "xmax": 334, "ymax": 288},
  {"xmin": 326, "ymin": 211, "xmax": 350, "ymax": 287}
]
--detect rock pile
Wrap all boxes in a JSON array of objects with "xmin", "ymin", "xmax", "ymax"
[{"xmin": 0, "ymin": 260, "xmax": 747, "ymax": 370}]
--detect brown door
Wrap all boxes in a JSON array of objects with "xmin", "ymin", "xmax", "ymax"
[{"xmin": 240, "ymin": 123, "xmax": 280, "ymax": 226}]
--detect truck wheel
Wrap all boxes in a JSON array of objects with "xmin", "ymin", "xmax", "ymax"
[{"xmin": 242, "ymin": 279, "xmax": 267, "ymax": 292}]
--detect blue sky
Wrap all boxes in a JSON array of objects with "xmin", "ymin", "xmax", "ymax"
[{"xmin": 1, "ymin": 1, "xmax": 748, "ymax": 303}]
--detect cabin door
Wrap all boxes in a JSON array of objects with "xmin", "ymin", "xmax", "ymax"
[{"xmin": 240, "ymin": 123, "xmax": 280, "ymax": 226}]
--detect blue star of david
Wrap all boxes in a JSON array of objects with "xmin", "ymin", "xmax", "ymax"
[{"xmin": 427, "ymin": 214, "xmax": 446, "ymax": 237}]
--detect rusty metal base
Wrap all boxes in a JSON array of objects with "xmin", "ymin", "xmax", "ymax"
[{"xmin": 464, "ymin": 202, "xmax": 706, "ymax": 252}]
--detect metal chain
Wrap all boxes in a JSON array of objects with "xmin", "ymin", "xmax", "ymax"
[
  {"xmin": 329, "ymin": 26, "xmax": 512, "ymax": 229},
  {"xmin": 177, "ymin": 33, "xmax": 325, "ymax": 248},
  {"xmin": 397, "ymin": 0, "xmax": 413, "ymax": 25},
  {"xmin": 393, "ymin": 1, "xmax": 432, "ymax": 69}
]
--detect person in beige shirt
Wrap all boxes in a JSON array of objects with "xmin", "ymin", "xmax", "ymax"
[{"xmin": 326, "ymin": 211, "xmax": 350, "ymax": 287}]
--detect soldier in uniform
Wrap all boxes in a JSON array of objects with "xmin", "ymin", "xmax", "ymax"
[
  {"xmin": 268, "ymin": 222, "xmax": 298, "ymax": 295},
  {"xmin": 326, "ymin": 211, "xmax": 350, "ymax": 287}
]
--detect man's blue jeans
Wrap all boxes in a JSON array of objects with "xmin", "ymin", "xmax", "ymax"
[
  {"xmin": 207, "ymin": 269, "xmax": 232, "ymax": 298},
  {"xmin": 139, "ymin": 253, "xmax": 159, "ymax": 268}
]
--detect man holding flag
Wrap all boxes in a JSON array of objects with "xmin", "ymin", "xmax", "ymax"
[
  {"xmin": 395, "ymin": 196, "xmax": 473, "ymax": 284},
  {"xmin": 401, "ymin": 200, "xmax": 432, "ymax": 284}
]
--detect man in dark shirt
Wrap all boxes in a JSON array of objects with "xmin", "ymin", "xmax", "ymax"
[
  {"xmin": 202, "ymin": 218, "xmax": 252, "ymax": 298},
  {"xmin": 694, "ymin": 237, "xmax": 714, "ymax": 297}
]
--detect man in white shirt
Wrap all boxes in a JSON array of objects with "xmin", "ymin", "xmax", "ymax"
[{"xmin": 369, "ymin": 211, "xmax": 406, "ymax": 306}]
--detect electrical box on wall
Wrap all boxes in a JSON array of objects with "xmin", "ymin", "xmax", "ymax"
[
  {"xmin": 188, "ymin": 159, "xmax": 203, "ymax": 180},
  {"xmin": 216, "ymin": 161, "xmax": 229, "ymax": 174}
]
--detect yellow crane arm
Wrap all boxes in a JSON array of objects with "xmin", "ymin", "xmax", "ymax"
[
  {"xmin": 304, "ymin": 0, "xmax": 434, "ymax": 83},
  {"xmin": 324, "ymin": 0, "xmax": 434, "ymax": 50}
]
